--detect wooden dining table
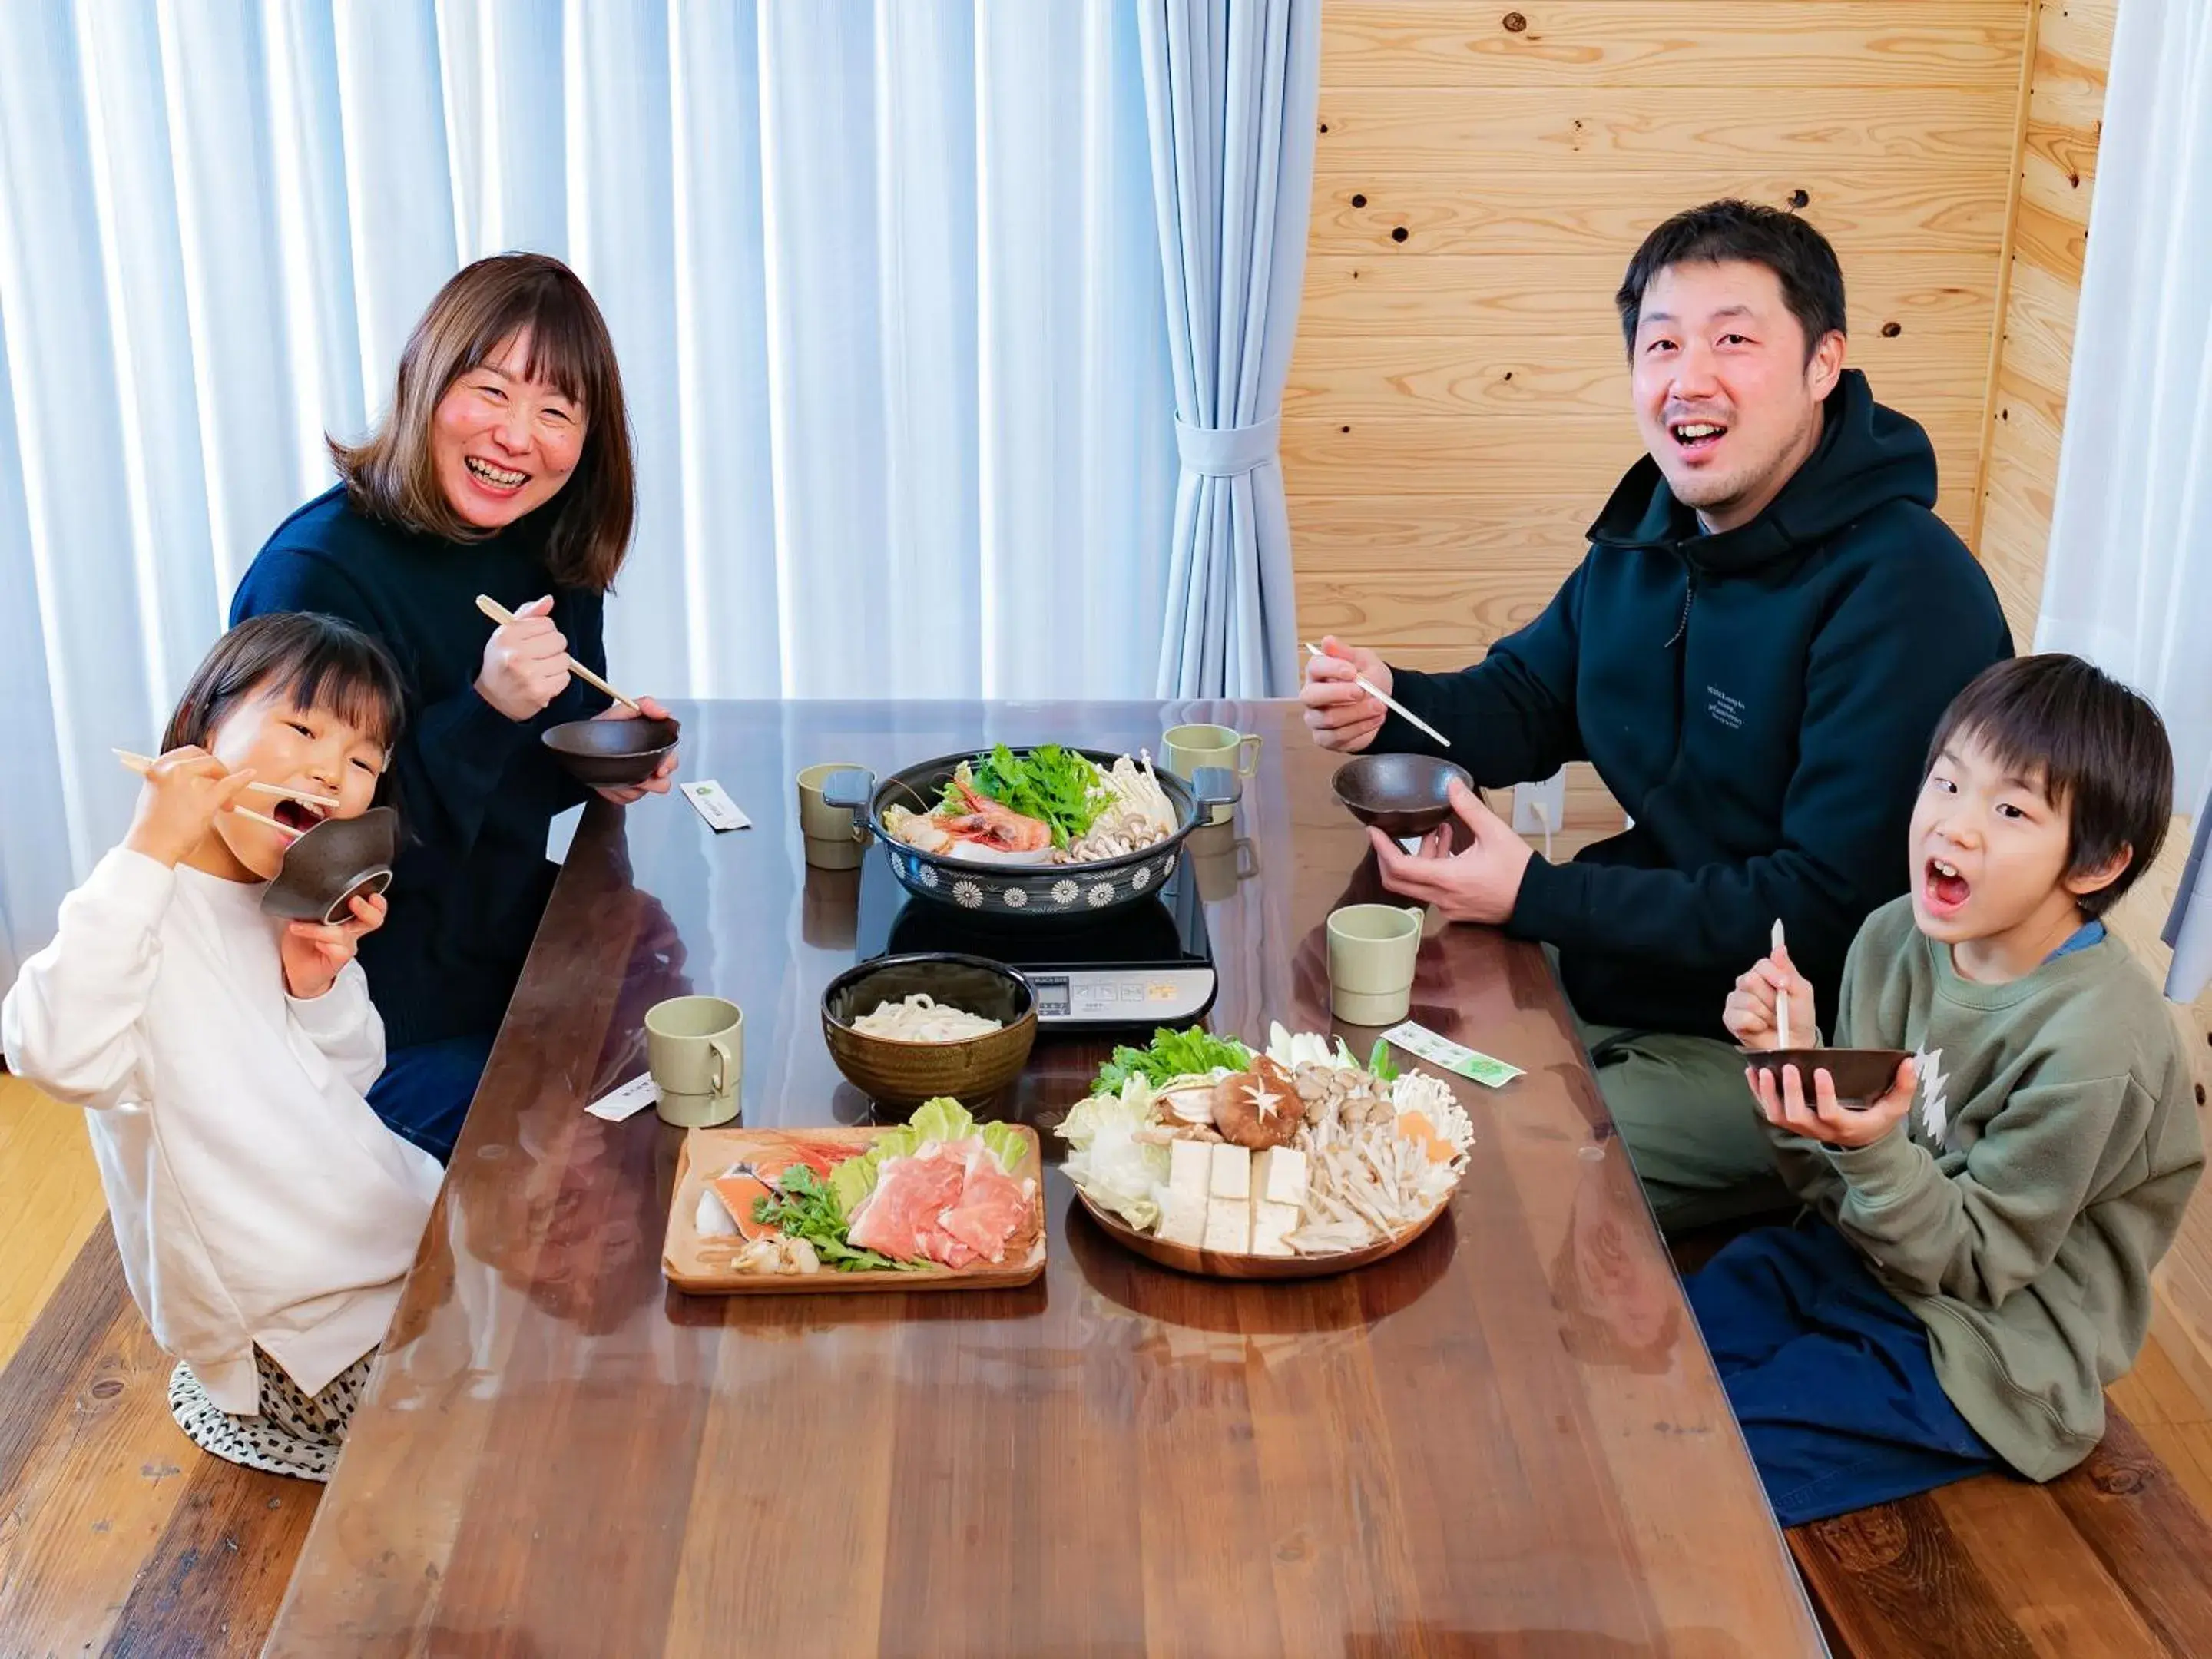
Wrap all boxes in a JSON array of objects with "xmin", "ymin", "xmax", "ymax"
[{"xmin": 263, "ymin": 699, "xmax": 1825, "ymax": 1657}]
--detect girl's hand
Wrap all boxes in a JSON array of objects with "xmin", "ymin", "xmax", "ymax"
[
  {"xmin": 123, "ymin": 747, "xmax": 260, "ymax": 868},
  {"xmin": 1722, "ymin": 945, "xmax": 1816, "ymax": 1051},
  {"xmin": 591, "ymin": 694, "xmax": 680, "ymax": 805},
  {"xmin": 475, "ymin": 594, "xmax": 571, "ymax": 721},
  {"xmin": 280, "ymin": 890, "xmax": 388, "ymax": 1001},
  {"xmin": 1748, "ymin": 1055, "xmax": 1916, "ymax": 1150}
]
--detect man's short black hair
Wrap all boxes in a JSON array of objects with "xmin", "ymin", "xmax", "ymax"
[
  {"xmin": 1926, "ymin": 654, "xmax": 2174, "ymax": 919},
  {"xmin": 1615, "ymin": 200, "xmax": 1848, "ymax": 362}
]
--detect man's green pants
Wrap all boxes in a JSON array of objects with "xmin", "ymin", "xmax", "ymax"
[{"xmin": 1571, "ymin": 1015, "xmax": 1794, "ymax": 1234}]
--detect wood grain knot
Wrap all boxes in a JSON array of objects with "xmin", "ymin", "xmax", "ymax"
[
  {"xmin": 1880, "ymin": 322, "xmax": 1902, "ymax": 338},
  {"xmin": 1806, "ymin": 1505, "xmax": 1908, "ymax": 1570},
  {"xmin": 89, "ymin": 1377, "xmax": 123, "ymax": 1400},
  {"xmin": 2091, "ymin": 1456, "xmax": 2156, "ymax": 1497},
  {"xmin": 1502, "ymin": 12, "xmax": 1528, "ymax": 31},
  {"xmin": 1391, "ymin": 227, "xmax": 1409, "ymax": 243},
  {"xmin": 1787, "ymin": 189, "xmax": 1810, "ymax": 210},
  {"xmin": 1350, "ymin": 193, "xmax": 1367, "ymax": 208}
]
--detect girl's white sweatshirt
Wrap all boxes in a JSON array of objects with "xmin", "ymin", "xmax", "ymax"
[{"xmin": 1, "ymin": 848, "xmax": 442, "ymax": 1412}]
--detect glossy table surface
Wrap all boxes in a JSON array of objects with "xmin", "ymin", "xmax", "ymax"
[{"xmin": 264, "ymin": 700, "xmax": 1823, "ymax": 1657}]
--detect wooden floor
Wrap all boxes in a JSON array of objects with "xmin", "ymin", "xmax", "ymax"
[{"xmin": 5, "ymin": 1069, "xmax": 2211, "ymax": 1655}]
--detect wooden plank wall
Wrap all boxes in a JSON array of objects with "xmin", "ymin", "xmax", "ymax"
[
  {"xmin": 1969, "ymin": 0, "xmax": 2212, "ymax": 1409},
  {"xmin": 1287, "ymin": 1, "xmax": 2033, "ymax": 829}
]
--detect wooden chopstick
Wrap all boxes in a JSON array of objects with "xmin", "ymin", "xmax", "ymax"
[
  {"xmin": 1772, "ymin": 918, "xmax": 1790, "ymax": 1050},
  {"xmin": 229, "ymin": 804, "xmax": 298, "ymax": 836},
  {"xmin": 473, "ymin": 594, "xmax": 641, "ymax": 712},
  {"xmin": 114, "ymin": 750, "xmax": 339, "ymax": 810},
  {"xmin": 1303, "ymin": 642, "xmax": 1452, "ymax": 749}
]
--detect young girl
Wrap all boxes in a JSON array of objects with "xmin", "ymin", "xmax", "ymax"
[{"xmin": 2, "ymin": 612, "xmax": 442, "ymax": 1480}]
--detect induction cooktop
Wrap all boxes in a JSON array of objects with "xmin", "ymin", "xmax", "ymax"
[{"xmin": 851, "ymin": 843, "xmax": 1217, "ymax": 1031}]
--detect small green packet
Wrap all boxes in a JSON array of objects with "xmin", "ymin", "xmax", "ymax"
[{"xmin": 1382, "ymin": 1021, "xmax": 1524, "ymax": 1088}]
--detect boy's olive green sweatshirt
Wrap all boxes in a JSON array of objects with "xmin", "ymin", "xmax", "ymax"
[{"xmin": 1768, "ymin": 896, "xmax": 2202, "ymax": 1481}]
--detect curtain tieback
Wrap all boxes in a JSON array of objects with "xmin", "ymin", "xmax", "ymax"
[{"xmin": 1174, "ymin": 412, "xmax": 1280, "ymax": 477}]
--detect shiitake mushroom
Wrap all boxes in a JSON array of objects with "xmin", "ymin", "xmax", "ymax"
[{"xmin": 1213, "ymin": 1055, "xmax": 1302, "ymax": 1150}]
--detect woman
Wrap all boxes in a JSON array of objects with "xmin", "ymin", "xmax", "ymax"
[{"xmin": 232, "ymin": 253, "xmax": 676, "ymax": 1163}]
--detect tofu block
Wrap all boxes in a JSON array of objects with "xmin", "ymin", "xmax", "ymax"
[
  {"xmin": 1250, "ymin": 1200, "xmax": 1300, "ymax": 1257},
  {"xmin": 1208, "ymin": 1143, "xmax": 1251, "ymax": 1201},
  {"xmin": 1204, "ymin": 1194, "xmax": 1252, "ymax": 1253},
  {"xmin": 1157, "ymin": 1181, "xmax": 1209, "ymax": 1248},
  {"xmin": 1167, "ymin": 1137, "xmax": 1212, "ymax": 1198},
  {"xmin": 1252, "ymin": 1147, "xmax": 1308, "ymax": 1209}
]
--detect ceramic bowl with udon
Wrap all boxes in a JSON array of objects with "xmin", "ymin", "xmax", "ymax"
[{"xmin": 820, "ymin": 953, "xmax": 1038, "ymax": 1108}]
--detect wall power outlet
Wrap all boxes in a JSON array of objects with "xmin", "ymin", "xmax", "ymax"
[{"xmin": 1513, "ymin": 770, "xmax": 1568, "ymax": 836}]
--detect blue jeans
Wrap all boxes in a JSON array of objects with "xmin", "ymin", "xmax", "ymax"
[
  {"xmin": 1684, "ymin": 1218, "xmax": 2006, "ymax": 1527},
  {"xmin": 366, "ymin": 1033, "xmax": 495, "ymax": 1164}
]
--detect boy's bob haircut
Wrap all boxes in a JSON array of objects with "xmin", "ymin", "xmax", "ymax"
[
  {"xmin": 162, "ymin": 613, "xmax": 408, "ymax": 806},
  {"xmin": 1926, "ymin": 654, "xmax": 2174, "ymax": 919}
]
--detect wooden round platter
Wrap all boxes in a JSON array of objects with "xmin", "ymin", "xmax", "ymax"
[{"xmin": 1072, "ymin": 1186, "xmax": 1448, "ymax": 1281}]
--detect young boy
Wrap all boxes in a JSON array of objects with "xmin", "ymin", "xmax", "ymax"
[{"xmin": 1696, "ymin": 653, "xmax": 2201, "ymax": 1526}]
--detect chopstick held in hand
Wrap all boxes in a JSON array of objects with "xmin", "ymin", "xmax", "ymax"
[
  {"xmin": 114, "ymin": 750, "xmax": 339, "ymax": 811},
  {"xmin": 1303, "ymin": 641, "xmax": 1451, "ymax": 749},
  {"xmin": 1772, "ymin": 917, "xmax": 1790, "ymax": 1051},
  {"xmin": 474, "ymin": 594, "xmax": 641, "ymax": 712}
]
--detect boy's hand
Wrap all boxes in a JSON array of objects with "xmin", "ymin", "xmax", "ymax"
[
  {"xmin": 1300, "ymin": 636, "xmax": 1392, "ymax": 753},
  {"xmin": 280, "ymin": 890, "xmax": 388, "ymax": 1001},
  {"xmin": 123, "ymin": 747, "xmax": 259, "ymax": 868},
  {"xmin": 1722, "ymin": 945, "xmax": 1816, "ymax": 1051},
  {"xmin": 1749, "ymin": 1055, "xmax": 1916, "ymax": 1150}
]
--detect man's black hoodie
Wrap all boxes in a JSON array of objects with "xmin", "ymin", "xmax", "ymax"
[{"xmin": 1375, "ymin": 370, "xmax": 2012, "ymax": 1039}]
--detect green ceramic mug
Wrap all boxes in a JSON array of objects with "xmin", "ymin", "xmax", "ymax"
[
  {"xmin": 1162, "ymin": 724, "xmax": 1262, "ymax": 825},
  {"xmin": 1326, "ymin": 904, "xmax": 1427, "ymax": 1026},
  {"xmin": 645, "ymin": 996, "xmax": 743, "ymax": 1127},
  {"xmin": 797, "ymin": 763, "xmax": 869, "ymax": 870}
]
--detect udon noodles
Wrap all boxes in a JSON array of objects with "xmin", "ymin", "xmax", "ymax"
[{"xmin": 852, "ymin": 994, "xmax": 1004, "ymax": 1044}]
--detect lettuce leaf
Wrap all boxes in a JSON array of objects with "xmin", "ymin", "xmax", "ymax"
[{"xmin": 1093, "ymin": 1025, "xmax": 1253, "ymax": 1094}]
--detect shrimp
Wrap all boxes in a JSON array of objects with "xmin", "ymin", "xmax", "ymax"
[{"xmin": 942, "ymin": 779, "xmax": 1053, "ymax": 853}]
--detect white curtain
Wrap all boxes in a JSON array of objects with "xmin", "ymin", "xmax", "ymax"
[
  {"xmin": 2036, "ymin": 0, "xmax": 2212, "ymax": 813},
  {"xmin": 0, "ymin": 0, "xmax": 1180, "ymax": 980},
  {"xmin": 1141, "ymin": 0, "xmax": 1319, "ymax": 700}
]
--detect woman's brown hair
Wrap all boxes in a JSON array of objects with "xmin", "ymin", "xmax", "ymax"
[{"xmin": 331, "ymin": 253, "xmax": 634, "ymax": 593}]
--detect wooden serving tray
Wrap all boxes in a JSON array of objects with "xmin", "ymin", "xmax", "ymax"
[
  {"xmin": 664, "ymin": 1124, "xmax": 1047, "ymax": 1294},
  {"xmin": 1072, "ymin": 1185, "xmax": 1449, "ymax": 1281}
]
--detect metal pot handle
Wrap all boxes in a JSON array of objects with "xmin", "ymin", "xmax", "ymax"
[
  {"xmin": 1190, "ymin": 764, "xmax": 1242, "ymax": 813},
  {"xmin": 820, "ymin": 767, "xmax": 875, "ymax": 833}
]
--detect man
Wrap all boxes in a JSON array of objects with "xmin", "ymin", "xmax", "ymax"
[{"xmin": 1303, "ymin": 200, "xmax": 2011, "ymax": 1231}]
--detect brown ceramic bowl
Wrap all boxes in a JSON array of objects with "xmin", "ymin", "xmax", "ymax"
[
  {"xmin": 261, "ymin": 807, "xmax": 399, "ymax": 926},
  {"xmin": 541, "ymin": 715, "xmax": 681, "ymax": 788},
  {"xmin": 1743, "ymin": 1048, "xmax": 1913, "ymax": 1110},
  {"xmin": 821, "ymin": 954, "xmax": 1038, "ymax": 1111},
  {"xmin": 1331, "ymin": 753, "xmax": 1475, "ymax": 838}
]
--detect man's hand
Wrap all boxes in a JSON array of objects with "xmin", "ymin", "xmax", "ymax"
[
  {"xmin": 280, "ymin": 889, "xmax": 388, "ymax": 1001},
  {"xmin": 1300, "ymin": 635, "xmax": 1392, "ymax": 753},
  {"xmin": 591, "ymin": 694, "xmax": 680, "ymax": 804},
  {"xmin": 475, "ymin": 594, "xmax": 571, "ymax": 721},
  {"xmin": 1749, "ymin": 1055, "xmax": 1916, "ymax": 1151},
  {"xmin": 123, "ymin": 747, "xmax": 260, "ymax": 868},
  {"xmin": 1370, "ymin": 777, "xmax": 1532, "ymax": 925},
  {"xmin": 1723, "ymin": 945, "xmax": 1817, "ymax": 1051}
]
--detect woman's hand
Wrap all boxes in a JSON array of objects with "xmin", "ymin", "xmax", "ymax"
[
  {"xmin": 591, "ymin": 695, "xmax": 680, "ymax": 804},
  {"xmin": 1722, "ymin": 945, "xmax": 1816, "ymax": 1051},
  {"xmin": 1300, "ymin": 635, "xmax": 1392, "ymax": 754},
  {"xmin": 280, "ymin": 889, "xmax": 388, "ymax": 1001},
  {"xmin": 1749, "ymin": 1055, "xmax": 1916, "ymax": 1151},
  {"xmin": 475, "ymin": 594, "xmax": 571, "ymax": 721},
  {"xmin": 122, "ymin": 747, "xmax": 260, "ymax": 868}
]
